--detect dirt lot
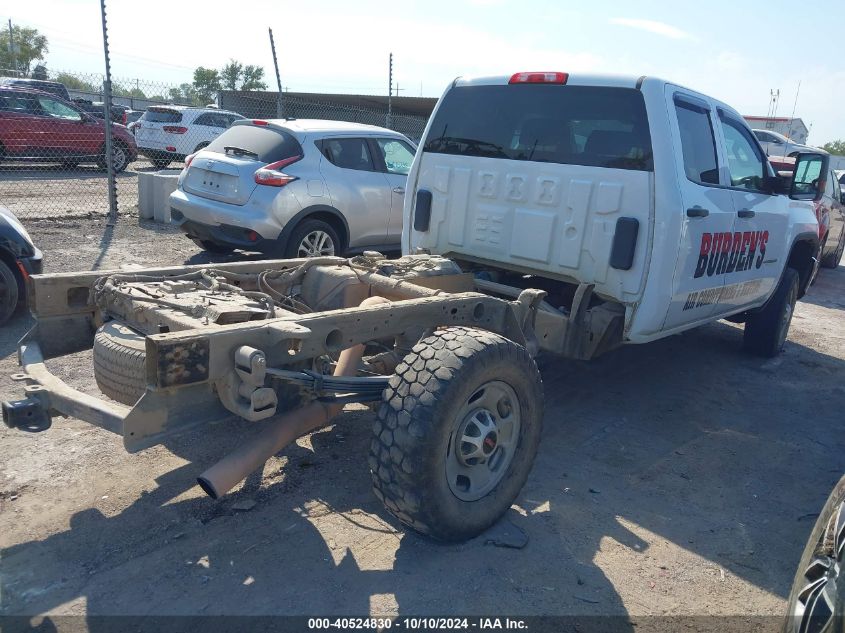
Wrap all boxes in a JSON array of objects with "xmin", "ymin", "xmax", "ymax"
[
  {"xmin": 1, "ymin": 216, "xmax": 843, "ymax": 630},
  {"xmin": 0, "ymin": 161, "xmax": 180, "ymax": 219}
]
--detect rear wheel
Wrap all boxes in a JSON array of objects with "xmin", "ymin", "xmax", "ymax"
[
  {"xmin": 284, "ymin": 219, "xmax": 340, "ymax": 258},
  {"xmin": 190, "ymin": 238, "xmax": 234, "ymax": 254},
  {"xmin": 193, "ymin": 142, "xmax": 210, "ymax": 153},
  {"xmin": 821, "ymin": 230, "xmax": 845, "ymax": 269},
  {"xmin": 370, "ymin": 327, "xmax": 544, "ymax": 541},
  {"xmin": 743, "ymin": 267, "xmax": 799, "ymax": 357},
  {"xmin": 98, "ymin": 143, "xmax": 130, "ymax": 172},
  {"xmin": 0, "ymin": 260, "xmax": 19, "ymax": 325}
]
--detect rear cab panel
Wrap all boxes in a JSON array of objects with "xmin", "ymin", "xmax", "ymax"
[{"xmin": 404, "ymin": 73, "xmax": 656, "ymax": 324}]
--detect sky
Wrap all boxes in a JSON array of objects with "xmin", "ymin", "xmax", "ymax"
[{"xmin": 3, "ymin": 0, "xmax": 844, "ymax": 143}]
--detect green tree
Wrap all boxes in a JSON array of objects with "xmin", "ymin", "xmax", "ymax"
[
  {"xmin": 822, "ymin": 140, "xmax": 845, "ymax": 156},
  {"xmin": 220, "ymin": 59, "xmax": 243, "ymax": 90},
  {"xmin": 240, "ymin": 64, "xmax": 267, "ymax": 91},
  {"xmin": 0, "ymin": 25, "xmax": 48, "ymax": 75},
  {"xmin": 55, "ymin": 72, "xmax": 100, "ymax": 94},
  {"xmin": 192, "ymin": 66, "xmax": 221, "ymax": 104}
]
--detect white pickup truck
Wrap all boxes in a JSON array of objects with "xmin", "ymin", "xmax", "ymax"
[
  {"xmin": 3, "ymin": 71, "xmax": 827, "ymax": 542},
  {"xmin": 403, "ymin": 71, "xmax": 824, "ymax": 358}
]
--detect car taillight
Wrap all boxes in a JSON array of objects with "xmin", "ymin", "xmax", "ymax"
[
  {"xmin": 122, "ymin": 112, "xmax": 127, "ymax": 125},
  {"xmin": 508, "ymin": 72, "xmax": 568, "ymax": 84},
  {"xmin": 163, "ymin": 126, "xmax": 188, "ymax": 134},
  {"xmin": 254, "ymin": 155, "xmax": 302, "ymax": 187},
  {"xmin": 252, "ymin": 119, "xmax": 269, "ymax": 126}
]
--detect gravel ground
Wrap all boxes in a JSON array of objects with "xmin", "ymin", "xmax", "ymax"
[
  {"xmin": 0, "ymin": 161, "xmax": 182, "ymax": 219},
  {"xmin": 1, "ymin": 216, "xmax": 843, "ymax": 630}
]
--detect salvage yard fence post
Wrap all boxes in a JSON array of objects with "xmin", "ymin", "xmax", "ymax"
[{"xmin": 100, "ymin": 0, "xmax": 118, "ymax": 224}]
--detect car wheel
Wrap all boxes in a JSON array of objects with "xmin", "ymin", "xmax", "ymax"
[
  {"xmin": 0, "ymin": 259, "xmax": 20, "ymax": 326},
  {"xmin": 783, "ymin": 475, "xmax": 845, "ymax": 633},
  {"xmin": 151, "ymin": 158, "xmax": 171, "ymax": 169},
  {"xmin": 820, "ymin": 230, "xmax": 845, "ymax": 269},
  {"xmin": 98, "ymin": 143, "xmax": 130, "ymax": 173},
  {"xmin": 743, "ymin": 267, "xmax": 799, "ymax": 357},
  {"xmin": 190, "ymin": 238, "xmax": 234, "ymax": 254},
  {"xmin": 193, "ymin": 142, "xmax": 210, "ymax": 153},
  {"xmin": 284, "ymin": 219, "xmax": 340, "ymax": 259},
  {"xmin": 370, "ymin": 327, "xmax": 544, "ymax": 541}
]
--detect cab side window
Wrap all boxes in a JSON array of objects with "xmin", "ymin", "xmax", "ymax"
[
  {"xmin": 322, "ymin": 138, "xmax": 375, "ymax": 172},
  {"xmin": 720, "ymin": 117, "xmax": 767, "ymax": 192},
  {"xmin": 675, "ymin": 99, "xmax": 719, "ymax": 185}
]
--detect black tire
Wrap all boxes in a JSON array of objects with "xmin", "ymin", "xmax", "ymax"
[
  {"xmin": 151, "ymin": 158, "xmax": 171, "ymax": 170},
  {"xmin": 283, "ymin": 219, "xmax": 341, "ymax": 259},
  {"xmin": 743, "ymin": 267, "xmax": 799, "ymax": 357},
  {"xmin": 0, "ymin": 259, "xmax": 19, "ymax": 326},
  {"xmin": 93, "ymin": 321, "xmax": 147, "ymax": 406},
  {"xmin": 193, "ymin": 142, "xmax": 210, "ymax": 153},
  {"xmin": 821, "ymin": 230, "xmax": 845, "ymax": 269},
  {"xmin": 190, "ymin": 238, "xmax": 234, "ymax": 254},
  {"xmin": 370, "ymin": 327, "xmax": 544, "ymax": 541},
  {"xmin": 783, "ymin": 475, "xmax": 845, "ymax": 633},
  {"xmin": 98, "ymin": 142, "xmax": 130, "ymax": 173}
]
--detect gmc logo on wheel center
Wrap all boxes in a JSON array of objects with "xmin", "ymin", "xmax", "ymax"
[{"xmin": 694, "ymin": 231, "xmax": 769, "ymax": 279}]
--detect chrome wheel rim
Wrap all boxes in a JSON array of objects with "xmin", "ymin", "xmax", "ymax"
[
  {"xmin": 297, "ymin": 230, "xmax": 335, "ymax": 258},
  {"xmin": 446, "ymin": 380, "xmax": 521, "ymax": 502},
  {"xmin": 791, "ymin": 500, "xmax": 845, "ymax": 633},
  {"xmin": 112, "ymin": 146, "xmax": 126, "ymax": 170}
]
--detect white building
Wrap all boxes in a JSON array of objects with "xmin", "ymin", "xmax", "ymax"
[{"xmin": 743, "ymin": 115, "xmax": 809, "ymax": 144}]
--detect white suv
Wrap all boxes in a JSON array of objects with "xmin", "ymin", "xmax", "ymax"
[
  {"xmin": 135, "ymin": 106, "xmax": 244, "ymax": 168},
  {"xmin": 169, "ymin": 119, "xmax": 416, "ymax": 257}
]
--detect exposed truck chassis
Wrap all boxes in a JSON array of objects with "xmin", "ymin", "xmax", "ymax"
[{"xmin": 2, "ymin": 254, "xmax": 624, "ymax": 540}]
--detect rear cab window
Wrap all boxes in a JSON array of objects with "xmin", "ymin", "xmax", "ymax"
[
  {"xmin": 205, "ymin": 124, "xmax": 303, "ymax": 163},
  {"xmin": 422, "ymin": 84, "xmax": 653, "ymax": 171}
]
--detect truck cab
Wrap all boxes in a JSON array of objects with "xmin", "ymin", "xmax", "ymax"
[{"xmin": 402, "ymin": 72, "xmax": 821, "ymax": 354}]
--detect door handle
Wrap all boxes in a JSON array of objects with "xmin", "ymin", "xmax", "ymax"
[
  {"xmin": 737, "ymin": 208, "xmax": 756, "ymax": 218},
  {"xmin": 392, "ymin": 187, "xmax": 405, "ymax": 195},
  {"xmin": 686, "ymin": 206, "xmax": 709, "ymax": 218}
]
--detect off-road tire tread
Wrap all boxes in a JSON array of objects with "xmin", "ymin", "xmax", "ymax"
[{"xmin": 370, "ymin": 326, "xmax": 543, "ymax": 541}]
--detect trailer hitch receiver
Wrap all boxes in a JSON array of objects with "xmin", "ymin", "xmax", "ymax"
[{"xmin": 2, "ymin": 397, "xmax": 52, "ymax": 432}]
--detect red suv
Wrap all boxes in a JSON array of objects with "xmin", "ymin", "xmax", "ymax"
[{"xmin": 0, "ymin": 86, "xmax": 137, "ymax": 172}]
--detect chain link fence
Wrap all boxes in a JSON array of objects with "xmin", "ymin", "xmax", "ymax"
[{"xmin": 0, "ymin": 67, "xmax": 430, "ymax": 222}]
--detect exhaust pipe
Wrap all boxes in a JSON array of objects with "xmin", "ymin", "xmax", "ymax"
[{"xmin": 197, "ymin": 295, "xmax": 390, "ymax": 499}]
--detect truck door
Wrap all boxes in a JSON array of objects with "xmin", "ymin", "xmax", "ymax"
[
  {"xmin": 663, "ymin": 91, "xmax": 736, "ymax": 330},
  {"xmin": 713, "ymin": 111, "xmax": 788, "ymax": 311}
]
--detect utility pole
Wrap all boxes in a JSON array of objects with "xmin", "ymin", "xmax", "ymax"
[
  {"xmin": 268, "ymin": 28, "xmax": 284, "ymax": 118},
  {"xmin": 387, "ymin": 52, "xmax": 393, "ymax": 129},
  {"xmin": 788, "ymin": 80, "xmax": 801, "ymax": 140},
  {"xmin": 7, "ymin": 20, "xmax": 17, "ymax": 76}
]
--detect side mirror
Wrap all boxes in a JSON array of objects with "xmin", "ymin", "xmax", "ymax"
[{"xmin": 790, "ymin": 152, "xmax": 830, "ymax": 201}]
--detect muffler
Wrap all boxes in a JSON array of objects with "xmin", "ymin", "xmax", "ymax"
[{"xmin": 197, "ymin": 296, "xmax": 389, "ymax": 499}]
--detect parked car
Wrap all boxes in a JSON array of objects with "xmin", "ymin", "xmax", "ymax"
[
  {"xmin": 0, "ymin": 76, "xmax": 70, "ymax": 101},
  {"xmin": 0, "ymin": 86, "xmax": 138, "ymax": 172},
  {"xmin": 0, "ymin": 204, "xmax": 42, "ymax": 325},
  {"xmin": 770, "ymin": 158, "xmax": 845, "ymax": 272},
  {"xmin": 836, "ymin": 169, "xmax": 845, "ymax": 189},
  {"xmin": 817, "ymin": 165, "xmax": 845, "ymax": 268},
  {"xmin": 169, "ymin": 119, "xmax": 417, "ymax": 257},
  {"xmin": 135, "ymin": 106, "xmax": 245, "ymax": 169},
  {"xmin": 784, "ymin": 474, "xmax": 845, "ymax": 633},
  {"xmin": 753, "ymin": 129, "xmax": 813, "ymax": 158},
  {"xmin": 71, "ymin": 98, "xmax": 130, "ymax": 125}
]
